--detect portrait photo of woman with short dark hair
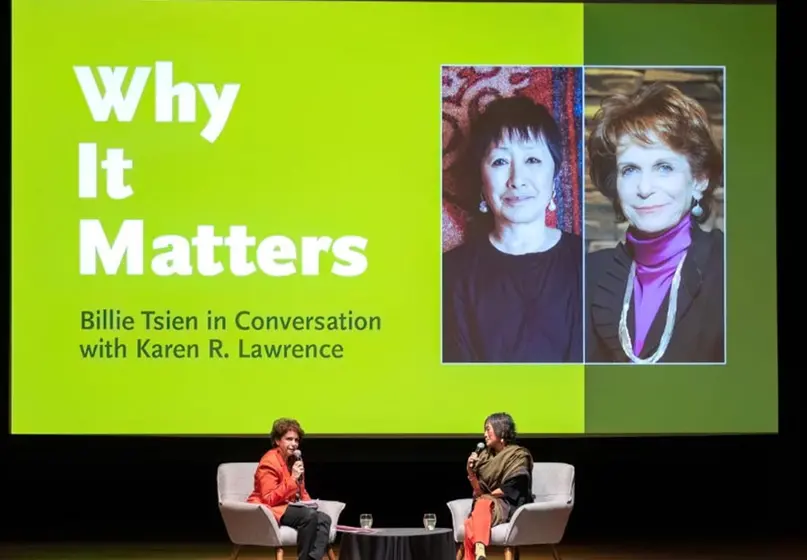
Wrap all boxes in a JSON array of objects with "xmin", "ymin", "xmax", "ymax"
[{"xmin": 441, "ymin": 66, "xmax": 584, "ymax": 364}]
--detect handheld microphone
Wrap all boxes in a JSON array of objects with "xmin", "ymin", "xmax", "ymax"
[
  {"xmin": 293, "ymin": 450, "xmax": 303, "ymax": 501},
  {"xmin": 470, "ymin": 442, "xmax": 484, "ymax": 470}
]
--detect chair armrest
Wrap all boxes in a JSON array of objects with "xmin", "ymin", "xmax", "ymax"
[
  {"xmin": 446, "ymin": 498, "xmax": 473, "ymax": 541},
  {"xmin": 503, "ymin": 499, "xmax": 574, "ymax": 546},
  {"xmin": 218, "ymin": 500, "xmax": 282, "ymax": 547},
  {"xmin": 314, "ymin": 500, "xmax": 347, "ymax": 541}
]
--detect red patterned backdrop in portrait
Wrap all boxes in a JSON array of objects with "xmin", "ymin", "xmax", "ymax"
[{"xmin": 442, "ymin": 66, "xmax": 583, "ymax": 253}]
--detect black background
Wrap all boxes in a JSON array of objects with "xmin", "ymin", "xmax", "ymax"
[{"xmin": 3, "ymin": 0, "xmax": 793, "ymax": 548}]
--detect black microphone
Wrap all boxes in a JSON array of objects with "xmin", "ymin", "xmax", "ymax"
[
  {"xmin": 470, "ymin": 442, "xmax": 484, "ymax": 470},
  {"xmin": 293, "ymin": 450, "xmax": 303, "ymax": 501}
]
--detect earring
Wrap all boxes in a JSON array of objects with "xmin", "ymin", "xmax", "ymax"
[
  {"xmin": 549, "ymin": 177, "xmax": 560, "ymax": 212},
  {"xmin": 691, "ymin": 195, "xmax": 703, "ymax": 217},
  {"xmin": 479, "ymin": 199, "xmax": 488, "ymax": 213}
]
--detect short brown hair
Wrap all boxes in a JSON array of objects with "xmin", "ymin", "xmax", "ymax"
[
  {"xmin": 587, "ymin": 81, "xmax": 723, "ymax": 223},
  {"xmin": 270, "ymin": 417, "xmax": 305, "ymax": 445}
]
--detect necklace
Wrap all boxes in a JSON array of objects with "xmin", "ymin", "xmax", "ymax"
[{"xmin": 618, "ymin": 254, "xmax": 687, "ymax": 364}]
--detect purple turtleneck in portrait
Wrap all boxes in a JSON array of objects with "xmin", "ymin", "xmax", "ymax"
[{"xmin": 626, "ymin": 214, "xmax": 692, "ymax": 356}]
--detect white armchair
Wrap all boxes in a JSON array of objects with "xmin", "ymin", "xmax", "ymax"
[
  {"xmin": 447, "ymin": 462, "xmax": 575, "ymax": 560},
  {"xmin": 217, "ymin": 462, "xmax": 346, "ymax": 560}
]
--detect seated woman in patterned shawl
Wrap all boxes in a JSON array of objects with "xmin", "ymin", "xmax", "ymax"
[{"xmin": 464, "ymin": 412, "xmax": 534, "ymax": 560}]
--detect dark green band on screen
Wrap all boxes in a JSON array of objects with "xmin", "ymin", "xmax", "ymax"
[{"xmin": 583, "ymin": 3, "xmax": 777, "ymax": 434}]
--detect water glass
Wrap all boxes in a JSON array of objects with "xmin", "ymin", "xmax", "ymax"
[
  {"xmin": 423, "ymin": 513, "xmax": 437, "ymax": 530},
  {"xmin": 359, "ymin": 514, "xmax": 373, "ymax": 529}
]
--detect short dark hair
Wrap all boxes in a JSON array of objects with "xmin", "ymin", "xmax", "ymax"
[
  {"xmin": 270, "ymin": 417, "xmax": 305, "ymax": 446},
  {"xmin": 460, "ymin": 96, "xmax": 564, "ymax": 232},
  {"xmin": 485, "ymin": 412, "xmax": 517, "ymax": 444}
]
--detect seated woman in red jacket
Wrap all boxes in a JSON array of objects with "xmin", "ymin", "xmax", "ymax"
[{"xmin": 247, "ymin": 418, "xmax": 331, "ymax": 560}]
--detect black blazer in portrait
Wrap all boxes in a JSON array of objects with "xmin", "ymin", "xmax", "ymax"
[{"xmin": 585, "ymin": 226, "xmax": 725, "ymax": 364}]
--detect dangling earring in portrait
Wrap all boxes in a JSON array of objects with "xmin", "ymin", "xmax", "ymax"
[
  {"xmin": 691, "ymin": 192, "xmax": 704, "ymax": 217},
  {"xmin": 479, "ymin": 195, "xmax": 489, "ymax": 213},
  {"xmin": 548, "ymin": 176, "xmax": 559, "ymax": 212}
]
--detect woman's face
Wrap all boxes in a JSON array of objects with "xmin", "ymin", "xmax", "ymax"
[
  {"xmin": 481, "ymin": 130, "xmax": 555, "ymax": 226},
  {"xmin": 483, "ymin": 422, "xmax": 502, "ymax": 448},
  {"xmin": 615, "ymin": 131, "xmax": 707, "ymax": 235},
  {"xmin": 274, "ymin": 430, "xmax": 299, "ymax": 460}
]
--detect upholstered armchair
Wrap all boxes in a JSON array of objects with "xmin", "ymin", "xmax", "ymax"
[
  {"xmin": 447, "ymin": 462, "xmax": 575, "ymax": 560},
  {"xmin": 217, "ymin": 462, "xmax": 346, "ymax": 560}
]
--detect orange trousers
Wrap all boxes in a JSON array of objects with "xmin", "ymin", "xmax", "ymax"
[{"xmin": 463, "ymin": 497, "xmax": 493, "ymax": 559}]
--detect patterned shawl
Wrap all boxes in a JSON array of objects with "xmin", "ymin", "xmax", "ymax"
[{"xmin": 473, "ymin": 444, "xmax": 533, "ymax": 525}]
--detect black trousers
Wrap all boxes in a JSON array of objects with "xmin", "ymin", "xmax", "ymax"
[{"xmin": 279, "ymin": 506, "xmax": 332, "ymax": 559}]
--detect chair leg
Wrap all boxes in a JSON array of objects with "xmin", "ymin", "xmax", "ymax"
[
  {"xmin": 550, "ymin": 544, "xmax": 561, "ymax": 560},
  {"xmin": 275, "ymin": 547, "xmax": 284, "ymax": 560},
  {"xmin": 456, "ymin": 544, "xmax": 463, "ymax": 560},
  {"xmin": 229, "ymin": 545, "xmax": 241, "ymax": 560},
  {"xmin": 504, "ymin": 546, "xmax": 515, "ymax": 560},
  {"xmin": 327, "ymin": 546, "xmax": 337, "ymax": 560}
]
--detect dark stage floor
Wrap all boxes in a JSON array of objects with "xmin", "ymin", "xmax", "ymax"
[{"xmin": 2, "ymin": 542, "xmax": 805, "ymax": 560}]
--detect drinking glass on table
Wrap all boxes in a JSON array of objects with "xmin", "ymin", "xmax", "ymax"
[
  {"xmin": 423, "ymin": 513, "xmax": 436, "ymax": 530},
  {"xmin": 359, "ymin": 514, "xmax": 373, "ymax": 529}
]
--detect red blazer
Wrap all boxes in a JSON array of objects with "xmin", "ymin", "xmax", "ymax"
[{"xmin": 246, "ymin": 448, "xmax": 311, "ymax": 521}]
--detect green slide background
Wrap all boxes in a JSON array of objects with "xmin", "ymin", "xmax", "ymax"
[
  {"xmin": 11, "ymin": 0, "xmax": 585, "ymax": 435},
  {"xmin": 583, "ymin": 3, "xmax": 778, "ymax": 434},
  {"xmin": 11, "ymin": 1, "xmax": 778, "ymax": 436}
]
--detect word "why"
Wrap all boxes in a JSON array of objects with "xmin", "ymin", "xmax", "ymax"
[{"xmin": 74, "ymin": 61, "xmax": 240, "ymax": 143}]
